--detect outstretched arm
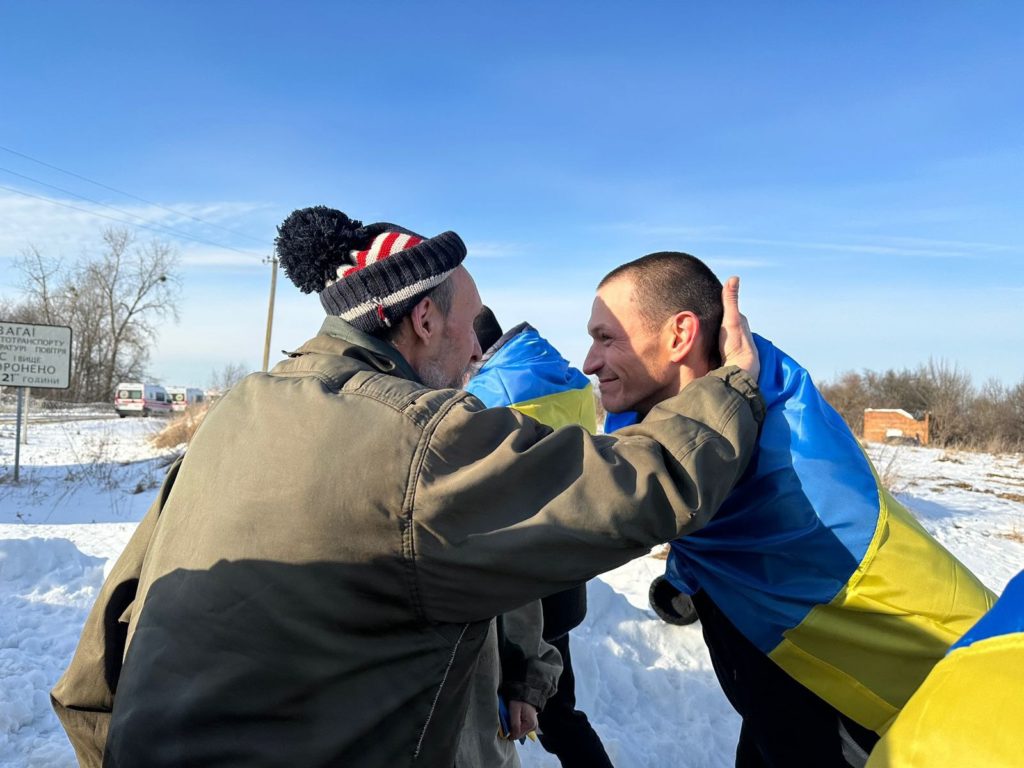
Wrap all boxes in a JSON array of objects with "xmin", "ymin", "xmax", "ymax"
[{"xmin": 412, "ymin": 354, "xmax": 764, "ymax": 623}]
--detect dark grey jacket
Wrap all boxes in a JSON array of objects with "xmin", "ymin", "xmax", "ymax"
[{"xmin": 51, "ymin": 318, "xmax": 763, "ymax": 767}]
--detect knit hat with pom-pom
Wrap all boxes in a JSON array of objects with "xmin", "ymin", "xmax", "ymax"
[{"xmin": 274, "ymin": 206, "xmax": 467, "ymax": 334}]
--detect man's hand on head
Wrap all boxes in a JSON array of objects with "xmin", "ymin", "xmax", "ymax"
[{"xmin": 719, "ymin": 276, "xmax": 759, "ymax": 382}]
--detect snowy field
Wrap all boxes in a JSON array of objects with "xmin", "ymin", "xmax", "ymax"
[{"xmin": 1, "ymin": 418, "xmax": 1021, "ymax": 767}]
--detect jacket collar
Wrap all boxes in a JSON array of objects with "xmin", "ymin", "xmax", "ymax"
[{"xmin": 290, "ymin": 316, "xmax": 423, "ymax": 383}]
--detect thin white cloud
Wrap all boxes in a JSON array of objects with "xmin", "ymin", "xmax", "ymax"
[
  {"xmin": 0, "ymin": 190, "xmax": 270, "ymax": 269},
  {"xmin": 880, "ymin": 235, "xmax": 1018, "ymax": 253},
  {"xmin": 178, "ymin": 244, "xmax": 266, "ymax": 269},
  {"xmin": 698, "ymin": 236, "xmax": 986, "ymax": 260},
  {"xmin": 601, "ymin": 221, "xmax": 1010, "ymax": 260}
]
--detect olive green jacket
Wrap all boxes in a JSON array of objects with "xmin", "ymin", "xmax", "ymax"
[{"xmin": 51, "ymin": 317, "xmax": 764, "ymax": 768}]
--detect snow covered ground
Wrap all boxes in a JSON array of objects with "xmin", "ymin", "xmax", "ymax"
[{"xmin": 1, "ymin": 419, "xmax": 1021, "ymax": 767}]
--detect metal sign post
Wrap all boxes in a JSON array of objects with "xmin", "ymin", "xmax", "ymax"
[
  {"xmin": 13, "ymin": 387, "xmax": 23, "ymax": 482},
  {"xmin": 1, "ymin": 320, "xmax": 73, "ymax": 483},
  {"xmin": 21, "ymin": 388, "xmax": 29, "ymax": 445}
]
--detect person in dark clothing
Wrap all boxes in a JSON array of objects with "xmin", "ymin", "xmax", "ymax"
[
  {"xmin": 691, "ymin": 590, "xmax": 878, "ymax": 767},
  {"xmin": 470, "ymin": 304, "xmax": 504, "ymax": 353},
  {"xmin": 50, "ymin": 210, "xmax": 764, "ymax": 768},
  {"xmin": 534, "ymin": 630, "xmax": 613, "ymax": 768},
  {"xmin": 592, "ymin": 251, "xmax": 991, "ymax": 768},
  {"xmin": 467, "ymin": 306, "xmax": 614, "ymax": 768}
]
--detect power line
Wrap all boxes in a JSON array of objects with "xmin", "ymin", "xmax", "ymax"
[
  {"xmin": 0, "ymin": 143, "xmax": 268, "ymax": 245},
  {"xmin": 0, "ymin": 165, "xmax": 259, "ymax": 257},
  {"xmin": 0, "ymin": 182, "xmax": 264, "ymax": 259}
]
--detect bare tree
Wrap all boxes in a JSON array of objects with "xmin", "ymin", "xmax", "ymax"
[
  {"xmin": 209, "ymin": 362, "xmax": 251, "ymax": 395},
  {"xmin": 819, "ymin": 370, "xmax": 871, "ymax": 435},
  {"xmin": 970, "ymin": 379, "xmax": 1020, "ymax": 452},
  {"xmin": 916, "ymin": 359, "xmax": 973, "ymax": 446},
  {"xmin": 7, "ymin": 228, "xmax": 181, "ymax": 402},
  {"xmin": 16, "ymin": 245, "xmax": 64, "ymax": 325},
  {"xmin": 820, "ymin": 361, "xmax": 1024, "ymax": 451},
  {"xmin": 85, "ymin": 229, "xmax": 181, "ymax": 398}
]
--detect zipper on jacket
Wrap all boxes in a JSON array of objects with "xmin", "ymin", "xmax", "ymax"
[{"xmin": 413, "ymin": 623, "xmax": 470, "ymax": 760}]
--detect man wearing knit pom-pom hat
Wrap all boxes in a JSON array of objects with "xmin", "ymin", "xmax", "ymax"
[
  {"xmin": 53, "ymin": 205, "xmax": 765, "ymax": 768},
  {"xmin": 274, "ymin": 206, "xmax": 483, "ymax": 389}
]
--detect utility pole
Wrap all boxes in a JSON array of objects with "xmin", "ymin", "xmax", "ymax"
[{"xmin": 262, "ymin": 255, "xmax": 279, "ymax": 372}]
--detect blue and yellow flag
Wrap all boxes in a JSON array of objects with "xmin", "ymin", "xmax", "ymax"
[
  {"xmin": 608, "ymin": 334, "xmax": 994, "ymax": 733},
  {"xmin": 467, "ymin": 322, "xmax": 594, "ymax": 749},
  {"xmin": 467, "ymin": 322, "xmax": 596, "ymax": 434},
  {"xmin": 867, "ymin": 570, "xmax": 1024, "ymax": 765}
]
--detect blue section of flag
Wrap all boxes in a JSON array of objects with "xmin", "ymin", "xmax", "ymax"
[
  {"xmin": 951, "ymin": 570, "xmax": 1024, "ymax": 652},
  {"xmin": 467, "ymin": 326, "xmax": 590, "ymax": 408},
  {"xmin": 607, "ymin": 335, "xmax": 880, "ymax": 653},
  {"xmin": 603, "ymin": 409, "xmax": 639, "ymax": 434}
]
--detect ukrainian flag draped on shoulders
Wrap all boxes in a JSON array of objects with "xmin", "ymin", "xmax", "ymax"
[
  {"xmin": 466, "ymin": 322, "xmax": 596, "ymax": 433},
  {"xmin": 607, "ymin": 334, "xmax": 994, "ymax": 734},
  {"xmin": 866, "ymin": 569, "xmax": 1024, "ymax": 766}
]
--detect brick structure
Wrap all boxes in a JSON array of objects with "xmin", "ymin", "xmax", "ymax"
[{"xmin": 863, "ymin": 408, "xmax": 930, "ymax": 445}]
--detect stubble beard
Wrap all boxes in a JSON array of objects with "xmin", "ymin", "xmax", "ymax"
[{"xmin": 418, "ymin": 353, "xmax": 466, "ymax": 390}]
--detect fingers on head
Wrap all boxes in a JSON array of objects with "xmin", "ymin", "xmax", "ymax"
[{"xmin": 723, "ymin": 276, "xmax": 740, "ymax": 311}]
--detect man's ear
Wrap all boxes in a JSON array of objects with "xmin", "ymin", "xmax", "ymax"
[
  {"xmin": 407, "ymin": 295, "xmax": 439, "ymax": 345},
  {"xmin": 666, "ymin": 311, "xmax": 701, "ymax": 364}
]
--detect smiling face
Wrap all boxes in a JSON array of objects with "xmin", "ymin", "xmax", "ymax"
[{"xmin": 583, "ymin": 275, "xmax": 679, "ymax": 415}]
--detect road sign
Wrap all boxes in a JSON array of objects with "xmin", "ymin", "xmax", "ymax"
[{"xmin": 0, "ymin": 320, "xmax": 73, "ymax": 389}]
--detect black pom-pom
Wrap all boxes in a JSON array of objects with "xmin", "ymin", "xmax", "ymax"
[{"xmin": 275, "ymin": 206, "xmax": 366, "ymax": 294}]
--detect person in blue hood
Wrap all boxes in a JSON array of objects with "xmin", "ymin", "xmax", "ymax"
[
  {"xmin": 587, "ymin": 252, "xmax": 992, "ymax": 768},
  {"xmin": 464, "ymin": 307, "xmax": 612, "ymax": 768}
]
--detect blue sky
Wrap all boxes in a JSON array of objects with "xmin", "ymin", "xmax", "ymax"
[{"xmin": 1, "ymin": 2, "xmax": 1022, "ymax": 390}]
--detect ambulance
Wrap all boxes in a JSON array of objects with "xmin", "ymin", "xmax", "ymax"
[
  {"xmin": 165, "ymin": 386, "xmax": 206, "ymax": 412},
  {"xmin": 113, "ymin": 382, "xmax": 173, "ymax": 417}
]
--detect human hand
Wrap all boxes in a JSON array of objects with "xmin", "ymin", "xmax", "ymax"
[
  {"xmin": 507, "ymin": 700, "xmax": 538, "ymax": 741},
  {"xmin": 719, "ymin": 276, "xmax": 759, "ymax": 381}
]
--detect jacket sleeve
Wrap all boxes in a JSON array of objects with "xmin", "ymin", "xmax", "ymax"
[
  {"xmin": 497, "ymin": 601, "xmax": 563, "ymax": 711},
  {"xmin": 49, "ymin": 456, "xmax": 182, "ymax": 768},
  {"xmin": 410, "ymin": 367, "xmax": 764, "ymax": 624}
]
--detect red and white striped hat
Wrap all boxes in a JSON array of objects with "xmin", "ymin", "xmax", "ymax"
[
  {"xmin": 339, "ymin": 230, "xmax": 424, "ymax": 278},
  {"xmin": 276, "ymin": 207, "xmax": 467, "ymax": 334}
]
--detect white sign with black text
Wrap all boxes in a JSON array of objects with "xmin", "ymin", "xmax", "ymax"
[{"xmin": 0, "ymin": 320, "xmax": 73, "ymax": 389}]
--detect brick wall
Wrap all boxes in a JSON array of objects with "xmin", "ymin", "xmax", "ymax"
[{"xmin": 863, "ymin": 409, "xmax": 930, "ymax": 445}]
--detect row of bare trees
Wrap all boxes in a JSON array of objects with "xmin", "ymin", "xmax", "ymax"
[
  {"xmin": 819, "ymin": 360, "xmax": 1024, "ymax": 452},
  {"xmin": 1, "ymin": 228, "xmax": 181, "ymax": 403}
]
